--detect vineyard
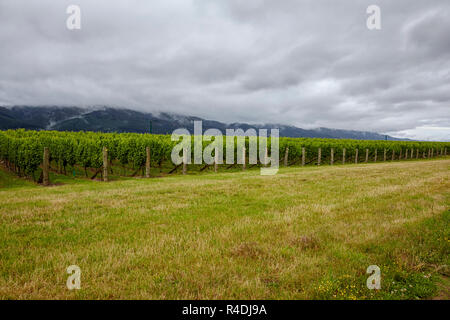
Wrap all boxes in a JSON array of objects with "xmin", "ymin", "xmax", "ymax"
[
  {"xmin": 0, "ymin": 129, "xmax": 448, "ymax": 183},
  {"xmin": 1, "ymin": 129, "xmax": 450, "ymax": 300}
]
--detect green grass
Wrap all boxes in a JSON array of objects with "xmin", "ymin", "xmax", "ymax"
[
  {"xmin": 0, "ymin": 170, "xmax": 34, "ymax": 189},
  {"xmin": 0, "ymin": 160, "xmax": 449, "ymax": 299}
]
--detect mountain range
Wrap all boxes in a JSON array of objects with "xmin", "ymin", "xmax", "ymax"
[{"xmin": 0, "ymin": 106, "xmax": 403, "ymax": 140}]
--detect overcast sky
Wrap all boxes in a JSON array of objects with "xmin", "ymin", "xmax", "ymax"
[{"xmin": 0, "ymin": 0, "xmax": 449, "ymax": 140}]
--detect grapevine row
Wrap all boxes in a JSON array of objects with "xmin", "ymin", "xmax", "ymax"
[{"xmin": 0, "ymin": 129, "xmax": 448, "ymax": 182}]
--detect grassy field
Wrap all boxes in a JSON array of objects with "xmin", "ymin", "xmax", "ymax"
[{"xmin": 0, "ymin": 159, "xmax": 449, "ymax": 300}]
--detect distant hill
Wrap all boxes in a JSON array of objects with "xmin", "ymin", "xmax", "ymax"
[{"xmin": 0, "ymin": 106, "xmax": 405, "ymax": 140}]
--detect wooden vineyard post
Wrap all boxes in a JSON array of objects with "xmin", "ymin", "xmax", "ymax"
[
  {"xmin": 317, "ymin": 148, "xmax": 321, "ymax": 166},
  {"xmin": 302, "ymin": 147, "xmax": 306, "ymax": 166},
  {"xmin": 242, "ymin": 146, "xmax": 246, "ymax": 171},
  {"xmin": 365, "ymin": 149, "xmax": 369, "ymax": 163},
  {"xmin": 342, "ymin": 148, "xmax": 346, "ymax": 164},
  {"xmin": 102, "ymin": 147, "xmax": 108, "ymax": 182},
  {"xmin": 284, "ymin": 147, "xmax": 289, "ymax": 167},
  {"xmin": 43, "ymin": 147, "xmax": 50, "ymax": 186},
  {"xmin": 405, "ymin": 149, "xmax": 408, "ymax": 160},
  {"xmin": 355, "ymin": 149, "xmax": 358, "ymax": 164},
  {"xmin": 374, "ymin": 149, "xmax": 377, "ymax": 162},
  {"xmin": 330, "ymin": 148, "xmax": 334, "ymax": 165},
  {"xmin": 416, "ymin": 148, "xmax": 419, "ymax": 159},
  {"xmin": 392, "ymin": 150, "xmax": 395, "ymax": 161},
  {"xmin": 214, "ymin": 149, "xmax": 218, "ymax": 173},
  {"xmin": 383, "ymin": 148, "xmax": 387, "ymax": 162},
  {"xmin": 431, "ymin": 148, "xmax": 434, "ymax": 158},
  {"xmin": 428, "ymin": 149, "xmax": 431, "ymax": 158},
  {"xmin": 423, "ymin": 150, "xmax": 426, "ymax": 159},
  {"xmin": 264, "ymin": 147, "xmax": 268, "ymax": 167},
  {"xmin": 145, "ymin": 146, "xmax": 151, "ymax": 178},
  {"xmin": 183, "ymin": 147, "xmax": 187, "ymax": 175},
  {"xmin": 445, "ymin": 148, "xmax": 447, "ymax": 156}
]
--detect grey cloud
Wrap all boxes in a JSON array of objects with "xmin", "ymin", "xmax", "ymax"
[
  {"xmin": 0, "ymin": 0, "xmax": 449, "ymax": 140},
  {"xmin": 404, "ymin": 9, "xmax": 450, "ymax": 58}
]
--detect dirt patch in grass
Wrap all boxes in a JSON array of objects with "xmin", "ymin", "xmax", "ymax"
[
  {"xmin": 289, "ymin": 235, "xmax": 320, "ymax": 250},
  {"xmin": 231, "ymin": 242, "xmax": 265, "ymax": 259}
]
